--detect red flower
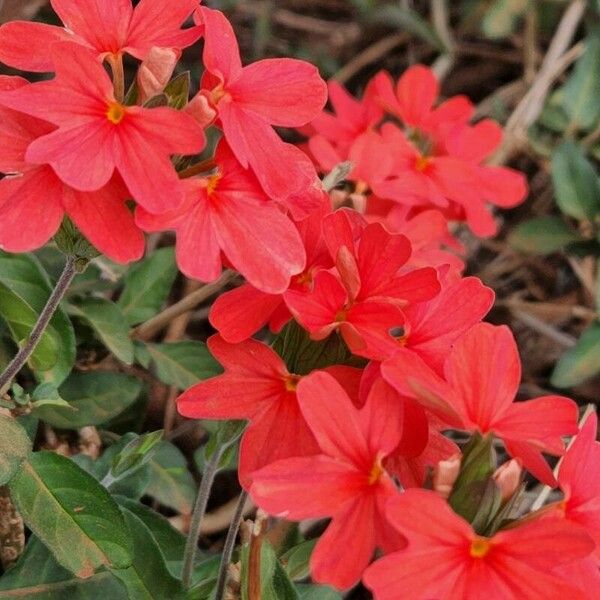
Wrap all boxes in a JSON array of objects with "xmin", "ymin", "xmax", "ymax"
[
  {"xmin": 250, "ymin": 371, "xmax": 406, "ymax": 589},
  {"xmin": 363, "ymin": 489, "xmax": 594, "ymax": 600},
  {"xmin": 0, "ymin": 75, "xmax": 143, "ymax": 263},
  {"xmin": 209, "ymin": 197, "xmax": 333, "ymax": 341},
  {"xmin": 177, "ymin": 336, "xmax": 362, "ymax": 488},
  {"xmin": 286, "ymin": 210, "xmax": 440, "ymax": 360},
  {"xmin": 383, "ymin": 323, "xmax": 579, "ymax": 485},
  {"xmin": 136, "ymin": 140, "xmax": 306, "ymax": 294},
  {"xmin": 556, "ymin": 412, "xmax": 600, "ymax": 552},
  {"xmin": 0, "ymin": 0, "xmax": 202, "ymax": 72},
  {"xmin": 192, "ymin": 6, "xmax": 327, "ymax": 213},
  {"xmin": 0, "ymin": 42, "xmax": 204, "ymax": 215}
]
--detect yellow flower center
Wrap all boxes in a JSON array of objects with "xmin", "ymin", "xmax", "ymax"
[
  {"xmin": 206, "ymin": 172, "xmax": 223, "ymax": 196},
  {"xmin": 368, "ymin": 455, "xmax": 385, "ymax": 485},
  {"xmin": 470, "ymin": 537, "xmax": 491, "ymax": 559},
  {"xmin": 106, "ymin": 102, "xmax": 126, "ymax": 125},
  {"xmin": 415, "ymin": 155, "xmax": 431, "ymax": 172},
  {"xmin": 283, "ymin": 375, "xmax": 300, "ymax": 392}
]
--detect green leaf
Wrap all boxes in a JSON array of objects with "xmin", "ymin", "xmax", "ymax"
[
  {"xmin": 111, "ymin": 508, "xmax": 185, "ymax": 600},
  {"xmin": 117, "ymin": 247, "xmax": 178, "ymax": 325},
  {"xmin": 272, "ymin": 321, "xmax": 365, "ymax": 375},
  {"xmin": 0, "ymin": 415, "xmax": 32, "ymax": 485},
  {"xmin": 482, "ymin": 0, "xmax": 528, "ymax": 40},
  {"xmin": 551, "ymin": 142, "xmax": 600, "ymax": 221},
  {"xmin": 9, "ymin": 452, "xmax": 133, "ymax": 578},
  {"xmin": 281, "ymin": 539, "xmax": 317, "ymax": 581},
  {"xmin": 68, "ymin": 298, "xmax": 134, "ymax": 364},
  {"xmin": 551, "ymin": 322, "xmax": 600, "ymax": 387},
  {"xmin": 296, "ymin": 584, "xmax": 343, "ymax": 600},
  {"xmin": 563, "ymin": 31, "xmax": 600, "ymax": 131},
  {"xmin": 368, "ymin": 6, "xmax": 447, "ymax": 52},
  {"xmin": 31, "ymin": 382, "xmax": 73, "ymax": 410},
  {"xmin": 106, "ymin": 431, "xmax": 163, "ymax": 484},
  {"xmin": 0, "ymin": 536, "xmax": 126, "ymax": 599},
  {"xmin": 145, "ymin": 441, "xmax": 196, "ymax": 514},
  {"xmin": 163, "ymin": 72, "xmax": 191, "ymax": 110},
  {"xmin": 508, "ymin": 216, "xmax": 581, "ymax": 254},
  {"xmin": 32, "ymin": 372, "xmax": 142, "ymax": 429},
  {"xmin": 197, "ymin": 420, "xmax": 245, "ymax": 471},
  {"xmin": 115, "ymin": 496, "xmax": 193, "ymax": 578},
  {"xmin": 143, "ymin": 341, "xmax": 221, "ymax": 389},
  {"xmin": 0, "ymin": 252, "xmax": 75, "ymax": 384}
]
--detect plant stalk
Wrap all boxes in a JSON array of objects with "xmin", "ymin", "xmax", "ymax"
[
  {"xmin": 0, "ymin": 255, "xmax": 77, "ymax": 397},
  {"xmin": 182, "ymin": 445, "xmax": 225, "ymax": 589}
]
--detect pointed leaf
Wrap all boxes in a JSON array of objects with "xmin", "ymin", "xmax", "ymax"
[
  {"xmin": 551, "ymin": 322, "xmax": 600, "ymax": 387},
  {"xmin": 508, "ymin": 216, "xmax": 581, "ymax": 255},
  {"xmin": 0, "ymin": 415, "xmax": 32, "ymax": 485}
]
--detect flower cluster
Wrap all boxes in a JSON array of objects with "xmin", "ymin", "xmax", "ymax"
[{"xmin": 0, "ymin": 2, "xmax": 597, "ymax": 598}]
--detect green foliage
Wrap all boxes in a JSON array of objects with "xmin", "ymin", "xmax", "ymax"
[
  {"xmin": 117, "ymin": 247, "xmax": 178, "ymax": 325},
  {"xmin": 0, "ymin": 252, "xmax": 75, "ymax": 384},
  {"xmin": 296, "ymin": 585, "xmax": 343, "ymax": 600},
  {"xmin": 272, "ymin": 321, "xmax": 365, "ymax": 375},
  {"xmin": 482, "ymin": 0, "xmax": 528, "ymax": 40},
  {"xmin": 137, "ymin": 341, "xmax": 221, "ymax": 389},
  {"xmin": 33, "ymin": 372, "xmax": 142, "ymax": 429},
  {"xmin": 9, "ymin": 452, "xmax": 133, "ymax": 578},
  {"xmin": 552, "ymin": 142, "xmax": 600, "ymax": 221},
  {"xmin": 508, "ymin": 216, "xmax": 581, "ymax": 254},
  {"xmin": 280, "ymin": 539, "xmax": 318, "ymax": 581},
  {"xmin": 68, "ymin": 298, "xmax": 134, "ymax": 364},
  {"xmin": 0, "ymin": 415, "xmax": 32, "ymax": 485},
  {"xmin": 551, "ymin": 322, "xmax": 600, "ymax": 387}
]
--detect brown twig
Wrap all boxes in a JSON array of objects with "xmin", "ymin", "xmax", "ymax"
[{"xmin": 131, "ymin": 271, "xmax": 237, "ymax": 342}]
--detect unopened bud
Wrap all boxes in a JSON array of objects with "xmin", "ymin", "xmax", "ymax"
[
  {"xmin": 432, "ymin": 453, "xmax": 461, "ymax": 499},
  {"xmin": 137, "ymin": 47, "xmax": 178, "ymax": 103},
  {"xmin": 493, "ymin": 459, "xmax": 522, "ymax": 502},
  {"xmin": 186, "ymin": 92, "xmax": 217, "ymax": 128}
]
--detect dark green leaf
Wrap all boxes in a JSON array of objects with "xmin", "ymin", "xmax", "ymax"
[
  {"xmin": 111, "ymin": 508, "xmax": 185, "ymax": 600},
  {"xmin": 163, "ymin": 72, "xmax": 191, "ymax": 110},
  {"xmin": 145, "ymin": 441, "xmax": 196, "ymax": 514},
  {"xmin": 117, "ymin": 247, "xmax": 178, "ymax": 325},
  {"xmin": 0, "ymin": 252, "xmax": 75, "ymax": 384},
  {"xmin": 68, "ymin": 298, "xmax": 134, "ymax": 364},
  {"xmin": 281, "ymin": 539, "xmax": 317, "ymax": 581},
  {"xmin": 0, "ymin": 536, "xmax": 126, "ymax": 599},
  {"xmin": 296, "ymin": 584, "xmax": 343, "ymax": 600},
  {"xmin": 551, "ymin": 142, "xmax": 600, "ymax": 221},
  {"xmin": 105, "ymin": 431, "xmax": 163, "ymax": 485},
  {"xmin": 9, "ymin": 452, "xmax": 133, "ymax": 577},
  {"xmin": 272, "ymin": 321, "xmax": 365, "ymax": 375},
  {"xmin": 563, "ymin": 31, "xmax": 600, "ymax": 130},
  {"xmin": 508, "ymin": 216, "xmax": 581, "ymax": 254},
  {"xmin": 31, "ymin": 383, "xmax": 73, "ymax": 411},
  {"xmin": 143, "ymin": 341, "xmax": 221, "ymax": 389},
  {"xmin": 33, "ymin": 372, "xmax": 142, "ymax": 429},
  {"xmin": 0, "ymin": 415, "xmax": 32, "ymax": 485},
  {"xmin": 551, "ymin": 322, "xmax": 600, "ymax": 387}
]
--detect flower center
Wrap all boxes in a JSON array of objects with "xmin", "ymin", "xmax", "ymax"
[
  {"xmin": 106, "ymin": 102, "xmax": 126, "ymax": 125},
  {"xmin": 334, "ymin": 309, "xmax": 348, "ymax": 323},
  {"xmin": 368, "ymin": 455, "xmax": 385, "ymax": 485},
  {"xmin": 283, "ymin": 374, "xmax": 301, "ymax": 392},
  {"xmin": 293, "ymin": 269, "xmax": 314, "ymax": 289},
  {"xmin": 414, "ymin": 155, "xmax": 431, "ymax": 172},
  {"xmin": 470, "ymin": 537, "xmax": 491, "ymax": 559},
  {"xmin": 210, "ymin": 84, "xmax": 231, "ymax": 106},
  {"xmin": 206, "ymin": 171, "xmax": 222, "ymax": 196}
]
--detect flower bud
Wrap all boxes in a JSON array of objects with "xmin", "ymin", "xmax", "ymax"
[
  {"xmin": 432, "ymin": 453, "xmax": 461, "ymax": 499},
  {"xmin": 493, "ymin": 459, "xmax": 522, "ymax": 502},
  {"xmin": 186, "ymin": 92, "xmax": 217, "ymax": 128},
  {"xmin": 137, "ymin": 47, "xmax": 178, "ymax": 103}
]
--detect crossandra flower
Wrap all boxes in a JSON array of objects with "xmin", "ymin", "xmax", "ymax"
[
  {"xmin": 363, "ymin": 489, "xmax": 595, "ymax": 600},
  {"xmin": 250, "ymin": 371, "xmax": 406, "ymax": 590},
  {"xmin": 0, "ymin": 42, "xmax": 205, "ymax": 215},
  {"xmin": 136, "ymin": 140, "xmax": 307, "ymax": 294},
  {"xmin": 177, "ymin": 335, "xmax": 362, "ymax": 488},
  {"xmin": 0, "ymin": 75, "xmax": 143, "ymax": 263},
  {"xmin": 0, "ymin": 0, "xmax": 202, "ymax": 72},
  {"xmin": 191, "ymin": 6, "xmax": 327, "ymax": 215},
  {"xmin": 383, "ymin": 323, "xmax": 579, "ymax": 486}
]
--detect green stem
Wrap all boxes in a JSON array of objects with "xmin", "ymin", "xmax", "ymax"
[
  {"xmin": 0, "ymin": 256, "xmax": 77, "ymax": 398},
  {"xmin": 181, "ymin": 445, "xmax": 224, "ymax": 589},
  {"xmin": 214, "ymin": 491, "xmax": 248, "ymax": 600}
]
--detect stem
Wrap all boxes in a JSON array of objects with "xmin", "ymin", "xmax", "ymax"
[
  {"xmin": 214, "ymin": 491, "xmax": 249, "ymax": 600},
  {"xmin": 0, "ymin": 256, "xmax": 77, "ymax": 397},
  {"xmin": 179, "ymin": 158, "xmax": 218, "ymax": 179},
  {"xmin": 109, "ymin": 54, "xmax": 125, "ymax": 103},
  {"xmin": 182, "ymin": 445, "xmax": 225, "ymax": 589}
]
